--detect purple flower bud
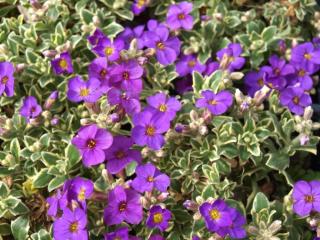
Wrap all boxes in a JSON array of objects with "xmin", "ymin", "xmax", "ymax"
[{"xmin": 44, "ymin": 91, "xmax": 59, "ymax": 109}]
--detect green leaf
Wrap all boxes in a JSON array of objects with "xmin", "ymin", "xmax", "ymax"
[
  {"xmin": 261, "ymin": 26, "xmax": 277, "ymax": 42},
  {"xmin": 48, "ymin": 175, "xmax": 67, "ymax": 192},
  {"xmin": 80, "ymin": 9, "xmax": 94, "ymax": 24},
  {"xmin": 33, "ymin": 169, "xmax": 53, "ymax": 188},
  {"xmin": 0, "ymin": 181, "xmax": 9, "ymax": 197},
  {"xmin": 125, "ymin": 161, "xmax": 137, "ymax": 176},
  {"xmin": 192, "ymin": 71, "xmax": 203, "ymax": 95},
  {"xmin": 11, "ymin": 215, "xmax": 30, "ymax": 240},
  {"xmin": 114, "ymin": 9, "xmax": 134, "ymax": 21},
  {"xmin": 0, "ymin": 223, "xmax": 11, "ymax": 236},
  {"xmin": 10, "ymin": 138, "xmax": 20, "ymax": 159},
  {"xmin": 104, "ymin": 22, "xmax": 124, "ymax": 38},
  {"xmin": 206, "ymin": 70, "xmax": 223, "ymax": 93},
  {"xmin": 65, "ymin": 144, "xmax": 81, "ymax": 168},
  {"xmin": 30, "ymin": 229, "xmax": 51, "ymax": 240},
  {"xmin": 41, "ymin": 152, "xmax": 60, "ymax": 166},
  {"xmin": 252, "ymin": 192, "xmax": 269, "ymax": 213},
  {"xmin": 266, "ymin": 152, "xmax": 289, "ymax": 171}
]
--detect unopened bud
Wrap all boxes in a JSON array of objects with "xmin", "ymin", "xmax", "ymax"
[
  {"xmin": 199, "ymin": 125, "xmax": 208, "ymax": 135},
  {"xmin": 230, "ymin": 72, "xmax": 244, "ymax": 80},
  {"xmin": 303, "ymin": 106, "xmax": 313, "ymax": 120},
  {"xmin": 43, "ymin": 50, "xmax": 57, "ymax": 58}
]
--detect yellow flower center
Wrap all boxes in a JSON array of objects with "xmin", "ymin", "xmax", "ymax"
[
  {"xmin": 115, "ymin": 150, "xmax": 125, "ymax": 159},
  {"xmin": 122, "ymin": 71, "xmax": 130, "ymax": 80},
  {"xmin": 105, "ymin": 47, "xmax": 114, "ymax": 56},
  {"xmin": 305, "ymin": 194, "xmax": 314, "ymax": 203},
  {"xmin": 137, "ymin": 0, "xmax": 145, "ymax": 7},
  {"xmin": 78, "ymin": 188, "xmax": 86, "ymax": 201},
  {"xmin": 209, "ymin": 99, "xmax": 217, "ymax": 105},
  {"xmin": 304, "ymin": 53, "xmax": 311, "ymax": 60},
  {"xmin": 114, "ymin": 238, "xmax": 122, "ymax": 240},
  {"xmin": 209, "ymin": 209, "xmax": 220, "ymax": 220},
  {"xmin": 157, "ymin": 42, "xmax": 165, "ymax": 50},
  {"xmin": 100, "ymin": 69, "xmax": 107, "ymax": 77},
  {"xmin": 178, "ymin": 13, "xmax": 185, "ymax": 20},
  {"xmin": 69, "ymin": 221, "xmax": 79, "ymax": 233},
  {"xmin": 59, "ymin": 59, "xmax": 68, "ymax": 69},
  {"xmin": 159, "ymin": 104, "xmax": 167, "ymax": 112},
  {"xmin": 258, "ymin": 78, "xmax": 264, "ymax": 87},
  {"xmin": 119, "ymin": 202, "xmax": 127, "ymax": 212},
  {"xmin": 274, "ymin": 68, "xmax": 281, "ymax": 75},
  {"xmin": 153, "ymin": 212, "xmax": 163, "ymax": 223},
  {"xmin": 147, "ymin": 176, "xmax": 154, "ymax": 182},
  {"xmin": 146, "ymin": 125, "xmax": 155, "ymax": 136},
  {"xmin": 87, "ymin": 139, "xmax": 96, "ymax": 149},
  {"xmin": 188, "ymin": 60, "xmax": 196, "ymax": 67},
  {"xmin": 1, "ymin": 76, "xmax": 8, "ymax": 84},
  {"xmin": 267, "ymin": 82, "xmax": 273, "ymax": 88},
  {"xmin": 80, "ymin": 88, "xmax": 89, "ymax": 97},
  {"xmin": 298, "ymin": 70, "xmax": 305, "ymax": 77},
  {"xmin": 293, "ymin": 96, "xmax": 300, "ymax": 105}
]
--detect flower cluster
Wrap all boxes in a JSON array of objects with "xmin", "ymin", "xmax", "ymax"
[
  {"xmin": 47, "ymin": 177, "xmax": 94, "ymax": 239},
  {"xmin": 200, "ymin": 199, "xmax": 247, "ymax": 239},
  {"xmin": 2, "ymin": 0, "xmax": 320, "ymax": 239},
  {"xmin": 245, "ymin": 41, "xmax": 318, "ymax": 115}
]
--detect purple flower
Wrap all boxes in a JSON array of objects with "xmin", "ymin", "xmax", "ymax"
[
  {"xmin": 92, "ymin": 37, "xmax": 124, "ymax": 61},
  {"xmin": 144, "ymin": 27, "xmax": 181, "ymax": 66},
  {"xmin": 131, "ymin": 0, "xmax": 148, "ymax": 15},
  {"xmin": 88, "ymin": 29, "xmax": 106, "ymax": 46},
  {"xmin": 174, "ymin": 77, "xmax": 193, "ymax": 94},
  {"xmin": 176, "ymin": 54, "xmax": 206, "ymax": 77},
  {"xmin": 203, "ymin": 60, "xmax": 219, "ymax": 76},
  {"xmin": 217, "ymin": 208, "xmax": 247, "ymax": 239},
  {"xmin": 0, "ymin": 61, "xmax": 14, "ymax": 97},
  {"xmin": 149, "ymin": 235, "xmax": 165, "ymax": 240},
  {"xmin": 216, "ymin": 43, "xmax": 245, "ymax": 72},
  {"xmin": 131, "ymin": 110, "xmax": 170, "ymax": 150},
  {"xmin": 289, "ymin": 64, "xmax": 314, "ymax": 91},
  {"xmin": 131, "ymin": 163, "xmax": 170, "ymax": 193},
  {"xmin": 166, "ymin": 1, "xmax": 193, "ymax": 30},
  {"xmin": 110, "ymin": 59, "xmax": 144, "ymax": 93},
  {"xmin": 196, "ymin": 90, "xmax": 233, "ymax": 115},
  {"xmin": 244, "ymin": 69, "xmax": 265, "ymax": 97},
  {"xmin": 88, "ymin": 57, "xmax": 110, "ymax": 90},
  {"xmin": 105, "ymin": 227, "xmax": 129, "ymax": 240},
  {"xmin": 199, "ymin": 199, "xmax": 232, "ymax": 232},
  {"xmin": 192, "ymin": 236, "xmax": 200, "ymax": 240},
  {"xmin": 53, "ymin": 207, "xmax": 88, "ymax": 240},
  {"xmin": 146, "ymin": 92, "xmax": 181, "ymax": 120},
  {"xmin": 67, "ymin": 76, "xmax": 103, "ymax": 103},
  {"xmin": 46, "ymin": 189, "xmax": 68, "ymax": 217},
  {"xmin": 146, "ymin": 205, "xmax": 171, "ymax": 231},
  {"xmin": 44, "ymin": 91, "xmax": 59, "ymax": 109},
  {"xmin": 68, "ymin": 177, "xmax": 94, "ymax": 206},
  {"xmin": 261, "ymin": 55, "xmax": 294, "ymax": 90},
  {"xmin": 104, "ymin": 135, "xmax": 142, "ymax": 174},
  {"xmin": 107, "ymin": 87, "xmax": 141, "ymax": 116},
  {"xmin": 20, "ymin": 96, "xmax": 42, "ymax": 120},
  {"xmin": 51, "ymin": 52, "xmax": 73, "ymax": 75},
  {"xmin": 291, "ymin": 42, "xmax": 320, "ymax": 72},
  {"xmin": 118, "ymin": 25, "xmax": 145, "ymax": 49},
  {"xmin": 292, "ymin": 180, "xmax": 320, "ymax": 217},
  {"xmin": 71, "ymin": 124, "xmax": 113, "ymax": 167},
  {"xmin": 104, "ymin": 186, "xmax": 143, "ymax": 226},
  {"xmin": 279, "ymin": 87, "xmax": 312, "ymax": 115}
]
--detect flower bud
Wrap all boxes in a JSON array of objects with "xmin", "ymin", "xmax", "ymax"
[
  {"xmin": 230, "ymin": 72, "xmax": 244, "ymax": 80},
  {"xmin": 42, "ymin": 50, "xmax": 57, "ymax": 58},
  {"xmin": 303, "ymin": 106, "xmax": 313, "ymax": 120},
  {"xmin": 198, "ymin": 125, "xmax": 208, "ymax": 135}
]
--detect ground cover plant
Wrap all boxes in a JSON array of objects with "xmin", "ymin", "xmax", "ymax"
[{"xmin": 1, "ymin": 0, "xmax": 320, "ymax": 239}]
